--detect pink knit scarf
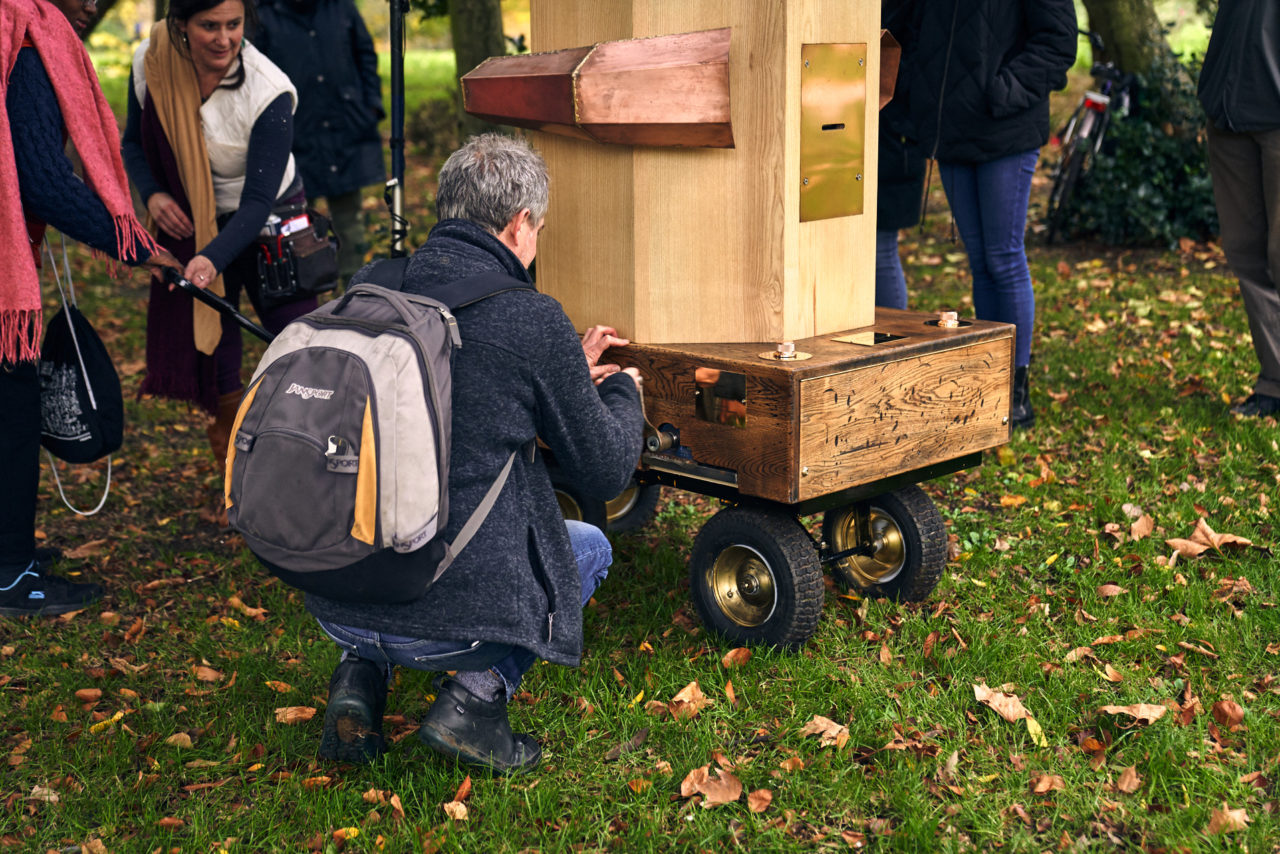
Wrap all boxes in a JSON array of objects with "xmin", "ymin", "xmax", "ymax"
[{"xmin": 0, "ymin": 0, "xmax": 156, "ymax": 364}]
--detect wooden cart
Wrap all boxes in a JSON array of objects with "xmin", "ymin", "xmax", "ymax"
[{"xmin": 464, "ymin": 0, "xmax": 1015, "ymax": 646}]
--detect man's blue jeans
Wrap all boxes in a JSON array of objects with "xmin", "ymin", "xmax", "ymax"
[
  {"xmin": 939, "ymin": 149, "xmax": 1040, "ymax": 367},
  {"xmin": 875, "ymin": 228, "xmax": 908, "ymax": 310},
  {"xmin": 317, "ymin": 520, "xmax": 611, "ymax": 699}
]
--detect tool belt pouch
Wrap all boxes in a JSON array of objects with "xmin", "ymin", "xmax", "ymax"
[{"xmin": 255, "ymin": 207, "xmax": 341, "ymax": 310}]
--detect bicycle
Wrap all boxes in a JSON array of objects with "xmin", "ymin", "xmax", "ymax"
[{"xmin": 1045, "ymin": 31, "xmax": 1135, "ymax": 243}]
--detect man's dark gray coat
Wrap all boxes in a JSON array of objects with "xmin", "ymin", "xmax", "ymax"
[{"xmin": 306, "ymin": 220, "xmax": 644, "ymax": 666}]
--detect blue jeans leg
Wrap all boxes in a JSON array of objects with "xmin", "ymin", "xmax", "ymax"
[
  {"xmin": 939, "ymin": 149, "xmax": 1039, "ymax": 367},
  {"xmin": 317, "ymin": 519, "xmax": 614, "ymax": 699},
  {"xmin": 874, "ymin": 229, "xmax": 908, "ymax": 310}
]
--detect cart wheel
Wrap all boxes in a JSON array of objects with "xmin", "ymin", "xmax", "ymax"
[
  {"xmin": 689, "ymin": 506, "xmax": 823, "ymax": 649},
  {"xmin": 822, "ymin": 485, "xmax": 945, "ymax": 602},
  {"xmin": 605, "ymin": 481, "xmax": 661, "ymax": 533},
  {"xmin": 549, "ymin": 474, "xmax": 607, "ymax": 531}
]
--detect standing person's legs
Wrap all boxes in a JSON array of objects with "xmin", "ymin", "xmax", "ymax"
[
  {"xmin": 0, "ymin": 361, "xmax": 102, "ymax": 615},
  {"xmin": 972, "ymin": 149, "xmax": 1039, "ymax": 369},
  {"xmin": 1208, "ymin": 125, "xmax": 1280, "ymax": 410},
  {"xmin": 938, "ymin": 162, "xmax": 998, "ymax": 321},
  {"xmin": 325, "ymin": 190, "xmax": 367, "ymax": 284},
  {"xmin": 875, "ymin": 229, "xmax": 908, "ymax": 310}
]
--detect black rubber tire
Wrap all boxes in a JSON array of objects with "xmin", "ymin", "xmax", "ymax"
[
  {"xmin": 822, "ymin": 485, "xmax": 946, "ymax": 603},
  {"xmin": 605, "ymin": 481, "xmax": 661, "ymax": 534},
  {"xmin": 1046, "ymin": 139, "xmax": 1085, "ymax": 245},
  {"xmin": 548, "ymin": 470, "xmax": 607, "ymax": 531},
  {"xmin": 689, "ymin": 506, "xmax": 824, "ymax": 650}
]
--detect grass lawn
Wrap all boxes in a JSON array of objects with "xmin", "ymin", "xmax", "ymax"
[{"xmin": 4, "ymin": 80, "xmax": 1278, "ymax": 853}]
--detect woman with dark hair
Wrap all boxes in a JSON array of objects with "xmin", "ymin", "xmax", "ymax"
[
  {"xmin": 908, "ymin": 0, "xmax": 1077, "ymax": 430},
  {"xmin": 1, "ymin": 0, "xmax": 179, "ymax": 615},
  {"xmin": 122, "ymin": 0, "xmax": 317, "ymax": 509}
]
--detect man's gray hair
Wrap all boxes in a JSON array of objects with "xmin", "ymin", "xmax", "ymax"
[{"xmin": 435, "ymin": 133, "xmax": 549, "ymax": 235}]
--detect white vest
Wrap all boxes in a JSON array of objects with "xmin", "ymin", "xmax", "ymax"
[{"xmin": 133, "ymin": 40, "xmax": 298, "ymax": 215}]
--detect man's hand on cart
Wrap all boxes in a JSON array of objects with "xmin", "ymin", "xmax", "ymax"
[
  {"xmin": 581, "ymin": 324, "xmax": 630, "ymax": 385},
  {"xmin": 142, "ymin": 249, "xmax": 183, "ymax": 273}
]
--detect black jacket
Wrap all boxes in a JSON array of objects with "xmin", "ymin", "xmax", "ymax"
[
  {"xmin": 306, "ymin": 221, "xmax": 645, "ymax": 666},
  {"xmin": 254, "ymin": 0, "xmax": 385, "ymax": 198},
  {"xmin": 1198, "ymin": 0, "xmax": 1280, "ymax": 133},
  {"xmin": 879, "ymin": 0, "xmax": 926, "ymax": 231},
  {"xmin": 907, "ymin": 0, "xmax": 1077, "ymax": 164}
]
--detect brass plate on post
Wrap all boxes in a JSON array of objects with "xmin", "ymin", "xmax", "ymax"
[{"xmin": 800, "ymin": 43, "xmax": 867, "ymax": 222}]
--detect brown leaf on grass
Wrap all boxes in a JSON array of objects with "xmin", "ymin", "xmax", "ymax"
[
  {"xmin": 747, "ymin": 789, "xmax": 772, "ymax": 813},
  {"xmin": 64, "ymin": 539, "xmax": 107, "ymax": 560},
  {"xmin": 165, "ymin": 733, "xmax": 193, "ymax": 748},
  {"xmin": 800, "ymin": 715, "xmax": 849, "ymax": 749},
  {"xmin": 1213, "ymin": 577, "xmax": 1255, "ymax": 601},
  {"xmin": 679, "ymin": 764, "xmax": 742, "ymax": 807},
  {"xmin": 605, "ymin": 729, "xmax": 649, "ymax": 762},
  {"xmin": 725, "ymin": 680, "xmax": 737, "ymax": 706},
  {"xmin": 669, "ymin": 681, "xmax": 713, "ymax": 720},
  {"xmin": 973, "ymin": 683, "xmax": 1030, "ymax": 723},
  {"xmin": 1212, "ymin": 700, "xmax": 1244, "ymax": 731},
  {"xmin": 1130, "ymin": 515, "xmax": 1155, "ymax": 541},
  {"xmin": 75, "ymin": 688, "xmax": 102, "ymax": 703},
  {"xmin": 1178, "ymin": 640, "xmax": 1220, "ymax": 659},
  {"xmin": 156, "ymin": 816, "xmax": 184, "ymax": 829},
  {"xmin": 226, "ymin": 595, "xmax": 268, "ymax": 620},
  {"xmin": 389, "ymin": 793, "xmax": 405, "ymax": 821},
  {"xmin": 1000, "ymin": 495, "xmax": 1027, "ymax": 507},
  {"xmin": 194, "ymin": 666, "xmax": 223, "ymax": 683},
  {"xmin": 362, "ymin": 788, "xmax": 388, "ymax": 804},
  {"xmin": 300, "ymin": 776, "xmax": 331, "ymax": 789},
  {"xmin": 1029, "ymin": 773, "xmax": 1065, "ymax": 794},
  {"xmin": 1168, "ymin": 519, "xmax": 1254, "ymax": 559},
  {"xmin": 1064, "ymin": 646, "xmax": 1097, "ymax": 664},
  {"xmin": 1092, "ymin": 634, "xmax": 1125, "ymax": 646},
  {"xmin": 1102, "ymin": 664, "xmax": 1125, "ymax": 683},
  {"xmin": 1206, "ymin": 804, "xmax": 1249, "ymax": 834},
  {"xmin": 923, "ymin": 630, "xmax": 940, "ymax": 658},
  {"xmin": 879, "ymin": 643, "xmax": 893, "ymax": 666},
  {"xmin": 442, "ymin": 800, "xmax": 468, "ymax": 821},
  {"xmin": 274, "ymin": 706, "xmax": 317, "ymax": 725},
  {"xmin": 1115, "ymin": 766, "xmax": 1142, "ymax": 794},
  {"xmin": 626, "ymin": 778, "xmax": 651, "ymax": 793},
  {"xmin": 643, "ymin": 700, "xmax": 668, "ymax": 719},
  {"xmin": 1096, "ymin": 584, "xmax": 1128, "ymax": 598},
  {"xmin": 28, "ymin": 786, "xmax": 58, "ymax": 803},
  {"xmin": 1166, "ymin": 538, "xmax": 1210, "ymax": 559},
  {"xmin": 778, "ymin": 756, "xmax": 804, "ymax": 773},
  {"xmin": 721, "ymin": 648, "xmax": 752, "ymax": 668},
  {"xmin": 264, "ymin": 681, "xmax": 292, "ymax": 693},
  {"xmin": 1098, "ymin": 704, "xmax": 1166, "ymax": 725}
]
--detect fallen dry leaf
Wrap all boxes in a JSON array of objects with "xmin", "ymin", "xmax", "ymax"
[
  {"xmin": 165, "ymin": 733, "xmax": 193, "ymax": 749},
  {"xmin": 156, "ymin": 816, "xmax": 184, "ymax": 829},
  {"xmin": 800, "ymin": 715, "xmax": 849, "ymax": 749},
  {"xmin": 28, "ymin": 786, "xmax": 58, "ymax": 804},
  {"xmin": 1029, "ymin": 773, "xmax": 1065, "ymax": 794},
  {"xmin": 1130, "ymin": 515, "xmax": 1155, "ymax": 540},
  {"xmin": 74, "ymin": 688, "xmax": 102, "ymax": 703},
  {"xmin": 389, "ymin": 793, "xmax": 405, "ymax": 822},
  {"xmin": 679, "ymin": 764, "xmax": 742, "ymax": 807},
  {"xmin": 1206, "ymin": 804, "xmax": 1249, "ymax": 835},
  {"xmin": 724, "ymin": 680, "xmax": 737, "ymax": 706},
  {"xmin": 274, "ymin": 706, "xmax": 317, "ymax": 725},
  {"xmin": 669, "ymin": 681, "xmax": 713, "ymax": 720},
  {"xmin": 442, "ymin": 800, "xmax": 468, "ymax": 821},
  {"xmin": 627, "ymin": 778, "xmax": 651, "ymax": 793},
  {"xmin": 1096, "ymin": 584, "xmax": 1128, "ymax": 598},
  {"xmin": 64, "ymin": 539, "xmax": 107, "ymax": 560},
  {"xmin": 1098, "ymin": 704, "xmax": 1166, "ymax": 725},
  {"xmin": 452, "ymin": 776, "xmax": 472, "ymax": 803},
  {"xmin": 1212, "ymin": 700, "xmax": 1244, "ymax": 731},
  {"xmin": 721, "ymin": 648, "xmax": 752, "ymax": 669},
  {"xmin": 1065, "ymin": 646, "xmax": 1097, "ymax": 664},
  {"xmin": 1115, "ymin": 766, "xmax": 1142, "ymax": 794},
  {"xmin": 778, "ymin": 756, "xmax": 804, "ymax": 773},
  {"xmin": 1102, "ymin": 664, "xmax": 1124, "ymax": 683},
  {"xmin": 194, "ymin": 666, "xmax": 223, "ymax": 683},
  {"xmin": 974, "ymin": 683, "xmax": 1031, "ymax": 723},
  {"xmin": 264, "ymin": 681, "xmax": 292, "ymax": 693},
  {"xmin": 747, "ymin": 789, "xmax": 772, "ymax": 813}
]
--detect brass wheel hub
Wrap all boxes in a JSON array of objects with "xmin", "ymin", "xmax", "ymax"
[
  {"xmin": 555, "ymin": 490, "xmax": 584, "ymax": 522},
  {"xmin": 829, "ymin": 506, "xmax": 906, "ymax": 589},
  {"xmin": 605, "ymin": 485, "xmax": 639, "ymax": 523},
  {"xmin": 707, "ymin": 544, "xmax": 777, "ymax": 627}
]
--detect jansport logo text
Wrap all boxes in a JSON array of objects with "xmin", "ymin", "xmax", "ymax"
[{"xmin": 286, "ymin": 383, "xmax": 335, "ymax": 401}]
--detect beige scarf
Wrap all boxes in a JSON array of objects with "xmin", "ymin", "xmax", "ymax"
[{"xmin": 143, "ymin": 22, "xmax": 224, "ymax": 355}]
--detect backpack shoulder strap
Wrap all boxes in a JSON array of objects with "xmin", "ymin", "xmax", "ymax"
[
  {"xmin": 428, "ymin": 272, "xmax": 536, "ymax": 312},
  {"xmin": 352, "ymin": 257, "xmax": 411, "ymax": 291}
]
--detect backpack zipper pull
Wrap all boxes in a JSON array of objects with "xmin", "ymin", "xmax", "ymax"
[{"xmin": 441, "ymin": 309, "xmax": 461, "ymax": 347}]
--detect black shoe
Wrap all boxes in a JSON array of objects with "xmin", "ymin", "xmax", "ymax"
[
  {"xmin": 34, "ymin": 546, "xmax": 62, "ymax": 571},
  {"xmin": 1011, "ymin": 365, "xmax": 1036, "ymax": 431},
  {"xmin": 0, "ymin": 564, "xmax": 102, "ymax": 617},
  {"xmin": 419, "ymin": 676, "xmax": 541, "ymax": 775},
  {"xmin": 318, "ymin": 657, "xmax": 387, "ymax": 763},
  {"xmin": 1230, "ymin": 393, "xmax": 1280, "ymax": 418}
]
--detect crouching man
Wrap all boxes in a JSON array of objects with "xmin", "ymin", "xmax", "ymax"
[{"xmin": 305, "ymin": 134, "xmax": 644, "ymax": 774}]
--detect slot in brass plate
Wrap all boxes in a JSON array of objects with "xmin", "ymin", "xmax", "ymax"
[{"xmin": 800, "ymin": 43, "xmax": 868, "ymax": 223}]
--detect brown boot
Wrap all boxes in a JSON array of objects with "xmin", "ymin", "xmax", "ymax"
[{"xmin": 205, "ymin": 391, "xmax": 242, "ymax": 527}]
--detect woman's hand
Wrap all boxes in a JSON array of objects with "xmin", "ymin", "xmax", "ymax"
[
  {"xmin": 146, "ymin": 192, "xmax": 195, "ymax": 240},
  {"xmin": 182, "ymin": 255, "xmax": 217, "ymax": 290}
]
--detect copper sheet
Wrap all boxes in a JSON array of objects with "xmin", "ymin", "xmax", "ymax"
[
  {"xmin": 462, "ymin": 28, "xmax": 733, "ymax": 148},
  {"xmin": 799, "ymin": 43, "xmax": 867, "ymax": 223}
]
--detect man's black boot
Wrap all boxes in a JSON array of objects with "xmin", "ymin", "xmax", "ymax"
[
  {"xmin": 1011, "ymin": 365, "xmax": 1035, "ymax": 431},
  {"xmin": 319, "ymin": 657, "xmax": 387, "ymax": 763},
  {"xmin": 1230, "ymin": 392, "xmax": 1280, "ymax": 418},
  {"xmin": 0, "ymin": 562, "xmax": 102, "ymax": 617},
  {"xmin": 419, "ymin": 676, "xmax": 541, "ymax": 775}
]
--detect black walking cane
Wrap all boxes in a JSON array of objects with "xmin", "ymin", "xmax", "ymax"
[
  {"xmin": 385, "ymin": 0, "xmax": 411, "ymax": 258},
  {"xmin": 165, "ymin": 269, "xmax": 275, "ymax": 344}
]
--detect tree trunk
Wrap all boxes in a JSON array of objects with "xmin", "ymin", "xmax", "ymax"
[
  {"xmin": 449, "ymin": 0, "xmax": 507, "ymax": 139},
  {"xmin": 1081, "ymin": 0, "xmax": 1169, "ymax": 75}
]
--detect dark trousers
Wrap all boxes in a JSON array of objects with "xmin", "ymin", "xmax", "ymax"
[{"xmin": 0, "ymin": 360, "xmax": 40, "ymax": 566}]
